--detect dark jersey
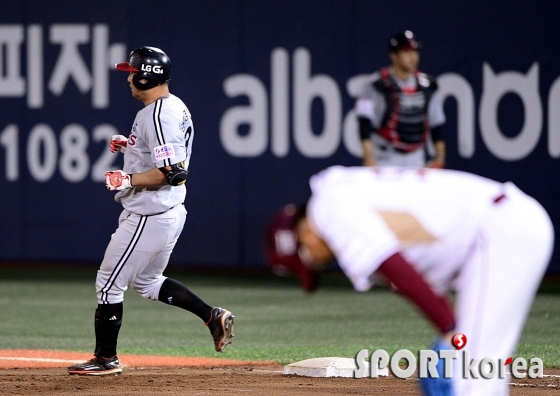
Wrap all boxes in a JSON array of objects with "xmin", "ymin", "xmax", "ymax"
[{"xmin": 373, "ymin": 68, "xmax": 438, "ymax": 152}]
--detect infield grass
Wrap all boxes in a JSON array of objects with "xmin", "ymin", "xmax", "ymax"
[{"xmin": 0, "ymin": 265, "xmax": 559, "ymax": 366}]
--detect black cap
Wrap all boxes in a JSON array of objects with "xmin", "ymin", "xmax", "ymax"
[{"xmin": 389, "ymin": 30, "xmax": 422, "ymax": 53}]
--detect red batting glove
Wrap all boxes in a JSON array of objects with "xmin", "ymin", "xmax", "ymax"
[
  {"xmin": 105, "ymin": 170, "xmax": 133, "ymax": 190},
  {"xmin": 109, "ymin": 135, "xmax": 128, "ymax": 153}
]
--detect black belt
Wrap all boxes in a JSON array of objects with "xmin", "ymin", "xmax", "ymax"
[
  {"xmin": 379, "ymin": 145, "xmax": 418, "ymax": 154},
  {"xmin": 136, "ymin": 204, "xmax": 180, "ymax": 217}
]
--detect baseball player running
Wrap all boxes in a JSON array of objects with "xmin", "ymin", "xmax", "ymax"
[
  {"xmin": 265, "ymin": 165, "xmax": 554, "ymax": 395},
  {"xmin": 68, "ymin": 46, "xmax": 234, "ymax": 376}
]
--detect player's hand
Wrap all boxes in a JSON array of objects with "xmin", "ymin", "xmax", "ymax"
[
  {"xmin": 418, "ymin": 338, "xmax": 455, "ymax": 395},
  {"xmin": 109, "ymin": 135, "xmax": 128, "ymax": 153},
  {"xmin": 105, "ymin": 170, "xmax": 133, "ymax": 190}
]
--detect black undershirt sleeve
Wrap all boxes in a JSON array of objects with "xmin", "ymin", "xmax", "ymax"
[
  {"xmin": 358, "ymin": 117, "xmax": 375, "ymax": 141},
  {"xmin": 431, "ymin": 125, "xmax": 443, "ymax": 143}
]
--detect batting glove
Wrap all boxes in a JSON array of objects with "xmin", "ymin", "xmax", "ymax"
[
  {"xmin": 418, "ymin": 339, "xmax": 455, "ymax": 396},
  {"xmin": 105, "ymin": 170, "xmax": 133, "ymax": 191},
  {"xmin": 109, "ymin": 134, "xmax": 128, "ymax": 153}
]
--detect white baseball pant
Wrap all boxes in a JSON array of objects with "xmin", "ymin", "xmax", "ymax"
[
  {"xmin": 96, "ymin": 204, "xmax": 187, "ymax": 304},
  {"xmin": 452, "ymin": 182, "xmax": 554, "ymax": 396}
]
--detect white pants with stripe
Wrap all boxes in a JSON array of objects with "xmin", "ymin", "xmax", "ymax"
[
  {"xmin": 452, "ymin": 183, "xmax": 554, "ymax": 395},
  {"xmin": 96, "ymin": 204, "xmax": 187, "ymax": 304}
]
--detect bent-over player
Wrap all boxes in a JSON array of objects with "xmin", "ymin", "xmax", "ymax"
[
  {"xmin": 265, "ymin": 165, "xmax": 553, "ymax": 396},
  {"xmin": 68, "ymin": 46, "xmax": 234, "ymax": 376}
]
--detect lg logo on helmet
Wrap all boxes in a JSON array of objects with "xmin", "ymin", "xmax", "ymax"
[{"xmin": 140, "ymin": 64, "xmax": 163, "ymax": 74}]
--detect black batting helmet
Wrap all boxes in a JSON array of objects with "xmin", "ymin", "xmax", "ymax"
[
  {"xmin": 389, "ymin": 30, "xmax": 422, "ymax": 53},
  {"xmin": 115, "ymin": 46, "xmax": 171, "ymax": 91}
]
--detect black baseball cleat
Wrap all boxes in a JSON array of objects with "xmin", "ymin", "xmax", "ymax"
[
  {"xmin": 67, "ymin": 355, "xmax": 122, "ymax": 375},
  {"xmin": 205, "ymin": 307, "xmax": 235, "ymax": 352}
]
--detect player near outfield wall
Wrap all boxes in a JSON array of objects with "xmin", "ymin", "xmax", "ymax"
[
  {"xmin": 67, "ymin": 46, "xmax": 234, "ymax": 376},
  {"xmin": 265, "ymin": 165, "xmax": 554, "ymax": 396},
  {"xmin": 355, "ymin": 30, "xmax": 447, "ymax": 168}
]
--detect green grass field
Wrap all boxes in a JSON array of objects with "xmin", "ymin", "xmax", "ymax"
[{"xmin": 1, "ymin": 265, "xmax": 559, "ymax": 366}]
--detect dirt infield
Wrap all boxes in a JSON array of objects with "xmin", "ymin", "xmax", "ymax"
[{"xmin": 0, "ymin": 350, "xmax": 558, "ymax": 395}]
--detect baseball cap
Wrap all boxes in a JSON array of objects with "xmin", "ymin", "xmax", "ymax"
[
  {"xmin": 264, "ymin": 204, "xmax": 320, "ymax": 292},
  {"xmin": 389, "ymin": 30, "xmax": 422, "ymax": 52}
]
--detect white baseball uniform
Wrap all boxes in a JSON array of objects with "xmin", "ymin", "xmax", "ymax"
[
  {"xmin": 97, "ymin": 94, "xmax": 194, "ymax": 304},
  {"xmin": 306, "ymin": 165, "xmax": 554, "ymax": 396}
]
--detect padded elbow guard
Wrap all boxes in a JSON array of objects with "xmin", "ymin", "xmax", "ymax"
[{"xmin": 159, "ymin": 162, "xmax": 188, "ymax": 186}]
